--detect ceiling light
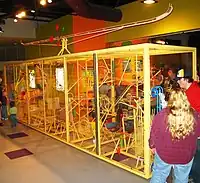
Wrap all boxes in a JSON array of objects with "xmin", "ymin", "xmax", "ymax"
[
  {"xmin": 40, "ymin": 0, "xmax": 47, "ymax": 6},
  {"xmin": 31, "ymin": 10, "xmax": 36, "ymax": 13},
  {"xmin": 0, "ymin": 27, "xmax": 4, "ymax": 33},
  {"xmin": 16, "ymin": 11, "xmax": 26, "ymax": 19},
  {"xmin": 142, "ymin": 0, "xmax": 157, "ymax": 4},
  {"xmin": 14, "ymin": 19, "xmax": 18, "ymax": 23},
  {"xmin": 48, "ymin": 0, "xmax": 52, "ymax": 3},
  {"xmin": 156, "ymin": 40, "xmax": 165, "ymax": 45}
]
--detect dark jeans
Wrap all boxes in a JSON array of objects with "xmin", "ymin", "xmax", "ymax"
[
  {"xmin": 10, "ymin": 114, "xmax": 18, "ymax": 127},
  {"xmin": 1, "ymin": 105, "xmax": 7, "ymax": 119}
]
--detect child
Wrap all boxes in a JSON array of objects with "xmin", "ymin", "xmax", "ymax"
[
  {"xmin": 9, "ymin": 101, "xmax": 18, "ymax": 128},
  {"xmin": 1, "ymin": 91, "xmax": 8, "ymax": 120}
]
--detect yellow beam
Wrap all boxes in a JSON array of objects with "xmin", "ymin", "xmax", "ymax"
[
  {"xmin": 93, "ymin": 53, "xmax": 101, "ymax": 155},
  {"xmin": 4, "ymin": 44, "xmax": 196, "ymax": 65},
  {"xmin": 143, "ymin": 45, "xmax": 151, "ymax": 178},
  {"xmin": 64, "ymin": 57, "xmax": 70, "ymax": 143},
  {"xmin": 25, "ymin": 64, "xmax": 31, "ymax": 125}
]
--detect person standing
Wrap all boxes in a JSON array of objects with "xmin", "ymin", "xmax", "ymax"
[
  {"xmin": 176, "ymin": 69, "xmax": 200, "ymax": 182},
  {"xmin": 177, "ymin": 69, "xmax": 200, "ymax": 112},
  {"xmin": 149, "ymin": 89, "xmax": 200, "ymax": 183}
]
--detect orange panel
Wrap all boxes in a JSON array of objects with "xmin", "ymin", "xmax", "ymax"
[{"xmin": 73, "ymin": 16, "xmax": 106, "ymax": 52}]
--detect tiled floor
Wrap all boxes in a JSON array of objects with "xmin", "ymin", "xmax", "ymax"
[{"xmin": 0, "ymin": 122, "xmax": 148, "ymax": 183}]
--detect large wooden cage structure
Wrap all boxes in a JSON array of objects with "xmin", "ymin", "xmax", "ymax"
[{"xmin": 4, "ymin": 43, "xmax": 197, "ymax": 179}]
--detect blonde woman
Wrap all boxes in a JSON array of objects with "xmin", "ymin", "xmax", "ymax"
[{"xmin": 149, "ymin": 89, "xmax": 200, "ymax": 183}]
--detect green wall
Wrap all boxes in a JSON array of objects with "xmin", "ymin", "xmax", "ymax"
[
  {"xmin": 25, "ymin": 45, "xmax": 61, "ymax": 59},
  {"xmin": 36, "ymin": 15, "xmax": 73, "ymax": 39},
  {"xmin": 25, "ymin": 15, "xmax": 73, "ymax": 59}
]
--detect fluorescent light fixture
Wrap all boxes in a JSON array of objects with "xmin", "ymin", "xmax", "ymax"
[
  {"xmin": 31, "ymin": 10, "xmax": 36, "ymax": 13},
  {"xmin": 143, "ymin": 0, "xmax": 156, "ymax": 4}
]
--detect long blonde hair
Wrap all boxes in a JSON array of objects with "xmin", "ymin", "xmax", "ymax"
[{"xmin": 167, "ymin": 89, "xmax": 195, "ymax": 140}]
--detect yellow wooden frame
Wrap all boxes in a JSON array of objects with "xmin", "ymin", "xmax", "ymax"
[{"xmin": 4, "ymin": 43, "xmax": 197, "ymax": 179}]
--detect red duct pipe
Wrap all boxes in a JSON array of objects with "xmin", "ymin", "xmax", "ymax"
[{"xmin": 65, "ymin": 0, "xmax": 122, "ymax": 22}]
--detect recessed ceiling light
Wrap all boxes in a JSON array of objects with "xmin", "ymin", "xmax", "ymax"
[
  {"xmin": 40, "ymin": 0, "xmax": 47, "ymax": 6},
  {"xmin": 48, "ymin": 0, "xmax": 52, "ymax": 3},
  {"xmin": 14, "ymin": 19, "xmax": 18, "ymax": 23},
  {"xmin": 142, "ymin": 0, "xmax": 157, "ymax": 4},
  {"xmin": 31, "ymin": 10, "xmax": 36, "ymax": 13}
]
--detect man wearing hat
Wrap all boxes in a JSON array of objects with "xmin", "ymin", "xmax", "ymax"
[
  {"xmin": 177, "ymin": 69, "xmax": 200, "ymax": 112},
  {"xmin": 176, "ymin": 68, "xmax": 200, "ymax": 183}
]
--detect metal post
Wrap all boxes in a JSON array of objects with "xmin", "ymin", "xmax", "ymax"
[
  {"xmin": 93, "ymin": 53, "xmax": 101, "ymax": 155},
  {"xmin": 64, "ymin": 57, "xmax": 70, "ymax": 142},
  {"xmin": 143, "ymin": 46, "xmax": 151, "ymax": 178}
]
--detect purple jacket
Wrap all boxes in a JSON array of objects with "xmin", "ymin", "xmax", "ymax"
[{"xmin": 149, "ymin": 108, "xmax": 200, "ymax": 164}]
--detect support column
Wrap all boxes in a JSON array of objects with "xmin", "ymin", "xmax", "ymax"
[
  {"xmin": 143, "ymin": 46, "xmax": 151, "ymax": 178},
  {"xmin": 93, "ymin": 53, "xmax": 101, "ymax": 155},
  {"xmin": 64, "ymin": 57, "xmax": 70, "ymax": 143}
]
